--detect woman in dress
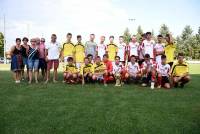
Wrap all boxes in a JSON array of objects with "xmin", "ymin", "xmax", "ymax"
[{"xmin": 10, "ymin": 38, "xmax": 23, "ymax": 83}]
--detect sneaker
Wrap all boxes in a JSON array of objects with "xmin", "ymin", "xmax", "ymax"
[
  {"xmin": 53, "ymin": 80, "xmax": 58, "ymax": 83},
  {"xmin": 157, "ymin": 85, "xmax": 161, "ymax": 89},
  {"xmin": 174, "ymin": 83, "xmax": 178, "ymax": 88},
  {"xmin": 141, "ymin": 83, "xmax": 147, "ymax": 87},
  {"xmin": 104, "ymin": 83, "xmax": 108, "ymax": 87},
  {"xmin": 28, "ymin": 81, "xmax": 31, "ymax": 84},
  {"xmin": 15, "ymin": 80, "xmax": 20, "ymax": 84},
  {"xmin": 44, "ymin": 80, "xmax": 49, "ymax": 84},
  {"xmin": 151, "ymin": 82, "xmax": 155, "ymax": 89},
  {"xmin": 180, "ymin": 83, "xmax": 184, "ymax": 88},
  {"xmin": 35, "ymin": 80, "xmax": 38, "ymax": 84}
]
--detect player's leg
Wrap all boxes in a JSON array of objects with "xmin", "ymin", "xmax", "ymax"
[
  {"xmin": 53, "ymin": 60, "xmax": 59, "ymax": 83},
  {"xmin": 45, "ymin": 60, "xmax": 52, "ymax": 83},
  {"xmin": 157, "ymin": 73, "xmax": 162, "ymax": 88},
  {"xmin": 28, "ymin": 60, "xmax": 33, "ymax": 84},
  {"xmin": 34, "ymin": 59, "xmax": 39, "ymax": 83},
  {"xmin": 180, "ymin": 75, "xmax": 191, "ymax": 88}
]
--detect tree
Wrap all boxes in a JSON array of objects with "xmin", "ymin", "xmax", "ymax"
[
  {"xmin": 136, "ymin": 25, "xmax": 143, "ymax": 41},
  {"xmin": 123, "ymin": 27, "xmax": 131, "ymax": 44},
  {"xmin": 0, "ymin": 32, "xmax": 4, "ymax": 57},
  {"xmin": 159, "ymin": 24, "xmax": 170, "ymax": 37},
  {"xmin": 176, "ymin": 25, "xmax": 196, "ymax": 58},
  {"xmin": 181, "ymin": 25, "xmax": 193, "ymax": 40}
]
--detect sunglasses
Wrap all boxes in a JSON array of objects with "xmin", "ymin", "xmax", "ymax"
[{"xmin": 41, "ymin": 41, "xmax": 45, "ymax": 42}]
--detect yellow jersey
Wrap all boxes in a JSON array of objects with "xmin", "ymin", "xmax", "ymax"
[
  {"xmin": 171, "ymin": 61, "xmax": 189, "ymax": 76},
  {"xmin": 165, "ymin": 43, "xmax": 176, "ymax": 63},
  {"xmin": 80, "ymin": 63, "xmax": 94, "ymax": 75},
  {"xmin": 93, "ymin": 62, "xmax": 106, "ymax": 74},
  {"xmin": 107, "ymin": 43, "xmax": 118, "ymax": 61},
  {"xmin": 64, "ymin": 64, "xmax": 78, "ymax": 73},
  {"xmin": 62, "ymin": 42, "xmax": 75, "ymax": 57},
  {"xmin": 74, "ymin": 42, "xmax": 85, "ymax": 63}
]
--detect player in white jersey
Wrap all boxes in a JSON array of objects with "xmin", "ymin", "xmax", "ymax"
[
  {"xmin": 112, "ymin": 56, "xmax": 124, "ymax": 86},
  {"xmin": 141, "ymin": 54, "xmax": 157, "ymax": 89},
  {"xmin": 125, "ymin": 55, "xmax": 141, "ymax": 82},
  {"xmin": 154, "ymin": 35, "xmax": 165, "ymax": 64},
  {"xmin": 143, "ymin": 32, "xmax": 155, "ymax": 59},
  {"xmin": 127, "ymin": 35, "xmax": 139, "ymax": 58},
  {"xmin": 96, "ymin": 36, "xmax": 107, "ymax": 60},
  {"xmin": 157, "ymin": 54, "xmax": 171, "ymax": 89},
  {"xmin": 117, "ymin": 36, "xmax": 127, "ymax": 63}
]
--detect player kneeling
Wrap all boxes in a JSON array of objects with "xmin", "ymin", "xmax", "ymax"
[
  {"xmin": 141, "ymin": 54, "xmax": 157, "ymax": 89},
  {"xmin": 171, "ymin": 53, "xmax": 190, "ymax": 88},
  {"xmin": 63, "ymin": 57, "xmax": 78, "ymax": 84},
  {"xmin": 156, "ymin": 55, "xmax": 171, "ymax": 89},
  {"xmin": 113, "ymin": 56, "xmax": 125, "ymax": 86},
  {"xmin": 125, "ymin": 55, "xmax": 141, "ymax": 83},
  {"xmin": 80, "ymin": 57, "xmax": 94, "ymax": 85},
  {"xmin": 92, "ymin": 56, "xmax": 107, "ymax": 86}
]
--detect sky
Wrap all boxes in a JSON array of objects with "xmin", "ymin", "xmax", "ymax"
[{"xmin": 0, "ymin": 0, "xmax": 200, "ymax": 50}]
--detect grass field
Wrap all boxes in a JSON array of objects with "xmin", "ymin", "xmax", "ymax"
[{"xmin": 0, "ymin": 64, "xmax": 200, "ymax": 134}]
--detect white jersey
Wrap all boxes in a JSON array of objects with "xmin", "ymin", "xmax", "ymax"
[
  {"xmin": 112, "ymin": 62, "xmax": 123, "ymax": 74},
  {"xmin": 143, "ymin": 39, "xmax": 155, "ymax": 58},
  {"xmin": 127, "ymin": 62, "xmax": 140, "ymax": 74},
  {"xmin": 96, "ymin": 43, "xmax": 107, "ymax": 60},
  {"xmin": 117, "ymin": 42, "xmax": 126, "ymax": 61},
  {"xmin": 128, "ymin": 42, "xmax": 139, "ymax": 56},
  {"xmin": 157, "ymin": 63, "xmax": 170, "ymax": 76},
  {"xmin": 154, "ymin": 43, "xmax": 165, "ymax": 64}
]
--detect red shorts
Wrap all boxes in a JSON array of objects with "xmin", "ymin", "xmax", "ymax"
[{"xmin": 47, "ymin": 60, "xmax": 59, "ymax": 70}]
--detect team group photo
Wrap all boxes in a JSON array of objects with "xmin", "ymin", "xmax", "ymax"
[{"xmin": 10, "ymin": 32, "xmax": 190, "ymax": 89}]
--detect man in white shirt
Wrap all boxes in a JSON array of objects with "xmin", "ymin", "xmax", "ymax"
[
  {"xmin": 117, "ymin": 36, "xmax": 127, "ymax": 63},
  {"xmin": 143, "ymin": 32, "xmax": 155, "ymax": 59},
  {"xmin": 127, "ymin": 35, "xmax": 139, "ymax": 58},
  {"xmin": 154, "ymin": 35, "xmax": 165, "ymax": 64},
  {"xmin": 45, "ymin": 34, "xmax": 61, "ymax": 83},
  {"xmin": 125, "ymin": 55, "xmax": 141, "ymax": 82},
  {"xmin": 96, "ymin": 36, "xmax": 107, "ymax": 60}
]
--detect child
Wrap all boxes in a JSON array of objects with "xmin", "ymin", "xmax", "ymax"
[
  {"xmin": 112, "ymin": 56, "xmax": 124, "ymax": 86},
  {"xmin": 80, "ymin": 57, "xmax": 94, "ymax": 85},
  {"xmin": 96, "ymin": 36, "xmax": 107, "ymax": 60},
  {"xmin": 117, "ymin": 36, "xmax": 127, "ymax": 63},
  {"xmin": 63, "ymin": 57, "xmax": 78, "ymax": 84},
  {"xmin": 74, "ymin": 35, "xmax": 85, "ymax": 69},
  {"xmin": 171, "ymin": 53, "xmax": 190, "ymax": 88},
  {"xmin": 125, "ymin": 55, "xmax": 141, "ymax": 83},
  {"xmin": 154, "ymin": 35, "xmax": 165, "ymax": 64},
  {"xmin": 92, "ymin": 56, "xmax": 107, "ymax": 86},
  {"xmin": 157, "ymin": 55, "xmax": 171, "ymax": 89},
  {"xmin": 106, "ymin": 36, "xmax": 118, "ymax": 62},
  {"xmin": 141, "ymin": 54, "xmax": 157, "ymax": 89}
]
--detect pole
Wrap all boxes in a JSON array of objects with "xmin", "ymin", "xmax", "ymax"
[{"xmin": 3, "ymin": 14, "xmax": 6, "ymax": 64}]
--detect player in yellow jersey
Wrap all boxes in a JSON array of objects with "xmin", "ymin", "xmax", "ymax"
[
  {"xmin": 92, "ymin": 56, "xmax": 107, "ymax": 86},
  {"xmin": 63, "ymin": 57, "xmax": 78, "ymax": 84},
  {"xmin": 171, "ymin": 53, "xmax": 190, "ymax": 88},
  {"xmin": 61, "ymin": 33, "xmax": 75, "ymax": 64},
  {"xmin": 74, "ymin": 35, "xmax": 85, "ymax": 69},
  {"xmin": 80, "ymin": 57, "xmax": 94, "ymax": 85},
  {"xmin": 165, "ymin": 34, "xmax": 176, "ymax": 67},
  {"xmin": 106, "ymin": 36, "xmax": 118, "ymax": 62}
]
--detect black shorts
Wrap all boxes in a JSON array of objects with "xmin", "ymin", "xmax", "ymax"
[
  {"xmin": 161, "ymin": 76, "xmax": 170, "ymax": 85},
  {"xmin": 38, "ymin": 58, "xmax": 47, "ymax": 70}
]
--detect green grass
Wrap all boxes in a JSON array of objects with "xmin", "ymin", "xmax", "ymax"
[{"xmin": 0, "ymin": 64, "xmax": 200, "ymax": 134}]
